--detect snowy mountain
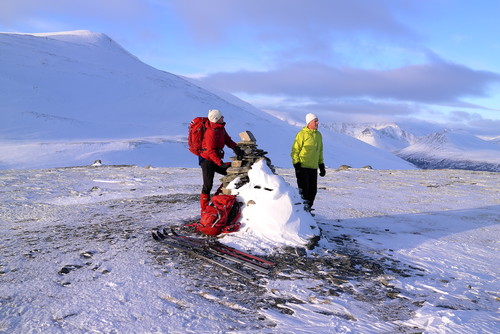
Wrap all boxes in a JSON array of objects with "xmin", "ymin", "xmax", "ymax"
[
  {"xmin": 0, "ymin": 30, "xmax": 414, "ymax": 170},
  {"xmin": 324, "ymin": 122, "xmax": 500, "ymax": 171},
  {"xmin": 395, "ymin": 129, "xmax": 500, "ymax": 171},
  {"xmin": 322, "ymin": 122, "xmax": 428, "ymax": 151},
  {"xmin": 355, "ymin": 125, "xmax": 417, "ymax": 152}
]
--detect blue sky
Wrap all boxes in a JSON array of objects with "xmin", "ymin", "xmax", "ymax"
[{"xmin": 1, "ymin": 0, "xmax": 499, "ymax": 134}]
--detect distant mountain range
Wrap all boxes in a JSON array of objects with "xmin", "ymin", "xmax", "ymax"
[
  {"xmin": 396, "ymin": 130, "xmax": 500, "ymax": 171},
  {"xmin": 322, "ymin": 122, "xmax": 418, "ymax": 151},
  {"xmin": 326, "ymin": 122, "xmax": 500, "ymax": 172}
]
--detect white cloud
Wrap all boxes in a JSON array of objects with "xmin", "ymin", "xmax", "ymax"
[{"xmin": 201, "ymin": 60, "xmax": 500, "ymax": 104}]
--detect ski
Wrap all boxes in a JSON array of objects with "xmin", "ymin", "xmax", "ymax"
[
  {"xmin": 166, "ymin": 228, "xmax": 276, "ymax": 268},
  {"xmin": 207, "ymin": 245, "xmax": 271, "ymax": 273},
  {"xmin": 210, "ymin": 241, "xmax": 276, "ymax": 267},
  {"xmin": 159, "ymin": 230, "xmax": 272, "ymax": 274},
  {"xmin": 152, "ymin": 231, "xmax": 254, "ymax": 280}
]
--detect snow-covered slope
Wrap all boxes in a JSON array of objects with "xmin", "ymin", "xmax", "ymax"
[
  {"xmin": 0, "ymin": 30, "xmax": 289, "ymax": 168},
  {"xmin": 395, "ymin": 130, "xmax": 500, "ymax": 171},
  {"xmin": 0, "ymin": 30, "xmax": 414, "ymax": 170}
]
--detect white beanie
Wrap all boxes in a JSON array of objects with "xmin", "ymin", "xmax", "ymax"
[
  {"xmin": 208, "ymin": 109, "xmax": 223, "ymax": 123},
  {"xmin": 306, "ymin": 113, "xmax": 318, "ymax": 125}
]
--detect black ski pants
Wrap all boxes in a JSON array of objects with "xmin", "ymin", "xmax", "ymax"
[
  {"xmin": 295, "ymin": 167, "xmax": 318, "ymax": 208},
  {"xmin": 200, "ymin": 158, "xmax": 228, "ymax": 195}
]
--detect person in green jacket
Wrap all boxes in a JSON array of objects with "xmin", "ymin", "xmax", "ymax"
[{"xmin": 291, "ymin": 113, "xmax": 326, "ymax": 209}]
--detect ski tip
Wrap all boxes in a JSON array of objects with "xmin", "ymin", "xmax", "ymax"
[
  {"xmin": 152, "ymin": 231, "xmax": 160, "ymax": 241},
  {"xmin": 163, "ymin": 227, "xmax": 176, "ymax": 236}
]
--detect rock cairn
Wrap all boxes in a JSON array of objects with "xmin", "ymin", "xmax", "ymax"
[{"xmin": 220, "ymin": 131, "xmax": 276, "ymax": 195}]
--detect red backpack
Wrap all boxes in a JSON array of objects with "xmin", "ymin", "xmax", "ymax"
[
  {"xmin": 188, "ymin": 117, "xmax": 208, "ymax": 156},
  {"xmin": 197, "ymin": 194, "xmax": 241, "ymax": 236}
]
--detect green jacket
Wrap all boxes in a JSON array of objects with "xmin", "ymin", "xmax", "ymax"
[{"xmin": 291, "ymin": 127, "xmax": 324, "ymax": 169}]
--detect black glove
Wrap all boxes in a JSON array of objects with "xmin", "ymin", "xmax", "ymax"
[
  {"xmin": 233, "ymin": 146, "xmax": 244, "ymax": 159},
  {"xmin": 221, "ymin": 162, "xmax": 231, "ymax": 169},
  {"xmin": 319, "ymin": 163, "xmax": 326, "ymax": 177},
  {"xmin": 293, "ymin": 162, "xmax": 301, "ymax": 170}
]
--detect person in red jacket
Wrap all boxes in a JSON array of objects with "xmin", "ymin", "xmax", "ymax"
[{"xmin": 199, "ymin": 109, "xmax": 243, "ymax": 211}]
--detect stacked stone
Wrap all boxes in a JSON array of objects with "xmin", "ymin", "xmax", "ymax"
[{"xmin": 220, "ymin": 131, "xmax": 276, "ymax": 195}]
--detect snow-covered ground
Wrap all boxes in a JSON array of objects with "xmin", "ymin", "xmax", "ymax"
[{"xmin": 1, "ymin": 164, "xmax": 498, "ymax": 333}]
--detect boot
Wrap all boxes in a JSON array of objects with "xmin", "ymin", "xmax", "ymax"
[{"xmin": 200, "ymin": 194, "xmax": 210, "ymax": 211}]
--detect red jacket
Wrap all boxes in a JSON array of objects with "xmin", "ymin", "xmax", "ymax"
[{"xmin": 200, "ymin": 121, "xmax": 237, "ymax": 166}]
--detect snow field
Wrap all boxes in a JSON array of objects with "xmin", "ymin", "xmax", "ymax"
[{"xmin": 0, "ymin": 165, "xmax": 498, "ymax": 333}]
